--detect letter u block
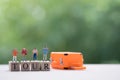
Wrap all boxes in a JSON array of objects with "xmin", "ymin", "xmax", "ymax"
[
  {"xmin": 9, "ymin": 61, "xmax": 20, "ymax": 71},
  {"xmin": 21, "ymin": 61, "xmax": 30, "ymax": 71},
  {"xmin": 31, "ymin": 61, "xmax": 40, "ymax": 71}
]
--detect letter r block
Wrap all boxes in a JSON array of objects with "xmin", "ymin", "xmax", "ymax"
[{"xmin": 41, "ymin": 61, "xmax": 50, "ymax": 71}]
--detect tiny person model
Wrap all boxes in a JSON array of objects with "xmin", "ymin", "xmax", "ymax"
[
  {"xmin": 21, "ymin": 48, "xmax": 27, "ymax": 61},
  {"xmin": 12, "ymin": 48, "xmax": 18, "ymax": 61},
  {"xmin": 32, "ymin": 48, "xmax": 38, "ymax": 60},
  {"xmin": 42, "ymin": 45, "xmax": 49, "ymax": 61}
]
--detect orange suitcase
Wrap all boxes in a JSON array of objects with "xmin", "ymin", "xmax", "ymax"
[{"xmin": 50, "ymin": 52, "xmax": 86, "ymax": 70}]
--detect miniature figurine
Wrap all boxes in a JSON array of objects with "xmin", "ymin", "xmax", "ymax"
[
  {"xmin": 12, "ymin": 48, "xmax": 18, "ymax": 61},
  {"xmin": 32, "ymin": 48, "xmax": 38, "ymax": 60},
  {"xmin": 42, "ymin": 46, "xmax": 49, "ymax": 61},
  {"xmin": 21, "ymin": 48, "xmax": 27, "ymax": 61}
]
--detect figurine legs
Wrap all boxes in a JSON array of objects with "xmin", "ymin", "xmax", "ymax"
[
  {"xmin": 33, "ymin": 53, "xmax": 37, "ymax": 60},
  {"xmin": 12, "ymin": 56, "xmax": 17, "ymax": 61},
  {"xmin": 22, "ymin": 56, "xmax": 26, "ymax": 61},
  {"xmin": 43, "ymin": 54, "xmax": 47, "ymax": 61},
  {"xmin": 12, "ymin": 56, "xmax": 14, "ymax": 61}
]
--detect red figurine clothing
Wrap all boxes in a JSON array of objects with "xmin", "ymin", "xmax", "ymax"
[
  {"xmin": 12, "ymin": 49, "xmax": 18, "ymax": 56},
  {"xmin": 22, "ymin": 49, "xmax": 27, "ymax": 55}
]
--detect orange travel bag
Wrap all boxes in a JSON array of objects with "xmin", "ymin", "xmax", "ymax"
[{"xmin": 50, "ymin": 52, "xmax": 86, "ymax": 70}]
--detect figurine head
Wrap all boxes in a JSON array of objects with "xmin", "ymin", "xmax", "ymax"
[{"xmin": 23, "ymin": 48, "xmax": 26, "ymax": 50}]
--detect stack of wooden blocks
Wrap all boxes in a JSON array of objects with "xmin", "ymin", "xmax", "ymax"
[{"xmin": 9, "ymin": 61, "xmax": 50, "ymax": 71}]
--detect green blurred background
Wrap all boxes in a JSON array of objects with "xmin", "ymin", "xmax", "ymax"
[{"xmin": 0, "ymin": 0, "xmax": 120, "ymax": 64}]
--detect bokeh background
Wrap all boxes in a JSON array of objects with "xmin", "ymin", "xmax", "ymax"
[{"xmin": 0, "ymin": 0, "xmax": 120, "ymax": 64}]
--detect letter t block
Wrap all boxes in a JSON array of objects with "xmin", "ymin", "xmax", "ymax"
[{"xmin": 9, "ymin": 61, "xmax": 20, "ymax": 71}]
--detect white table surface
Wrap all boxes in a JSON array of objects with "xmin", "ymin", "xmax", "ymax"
[{"xmin": 0, "ymin": 64, "xmax": 120, "ymax": 80}]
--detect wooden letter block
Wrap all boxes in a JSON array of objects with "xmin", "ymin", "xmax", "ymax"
[
  {"xmin": 9, "ymin": 61, "xmax": 20, "ymax": 71},
  {"xmin": 21, "ymin": 61, "xmax": 30, "ymax": 71},
  {"xmin": 31, "ymin": 61, "xmax": 40, "ymax": 71},
  {"xmin": 41, "ymin": 61, "xmax": 50, "ymax": 71}
]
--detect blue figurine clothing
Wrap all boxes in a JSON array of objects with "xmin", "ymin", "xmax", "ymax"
[
  {"xmin": 32, "ymin": 49, "xmax": 38, "ymax": 60},
  {"xmin": 33, "ymin": 53, "xmax": 37, "ymax": 60},
  {"xmin": 43, "ymin": 48, "xmax": 48, "ymax": 54},
  {"xmin": 42, "ymin": 48, "xmax": 48, "ymax": 60}
]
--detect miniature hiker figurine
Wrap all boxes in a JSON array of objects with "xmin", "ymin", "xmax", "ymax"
[
  {"xmin": 12, "ymin": 48, "xmax": 18, "ymax": 61},
  {"xmin": 21, "ymin": 48, "xmax": 27, "ymax": 61},
  {"xmin": 32, "ymin": 48, "xmax": 38, "ymax": 60},
  {"xmin": 42, "ymin": 46, "xmax": 49, "ymax": 61}
]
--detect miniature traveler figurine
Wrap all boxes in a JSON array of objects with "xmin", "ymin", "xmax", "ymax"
[
  {"xmin": 12, "ymin": 48, "xmax": 18, "ymax": 61},
  {"xmin": 42, "ymin": 46, "xmax": 49, "ymax": 61},
  {"xmin": 32, "ymin": 48, "xmax": 38, "ymax": 60},
  {"xmin": 21, "ymin": 48, "xmax": 27, "ymax": 61}
]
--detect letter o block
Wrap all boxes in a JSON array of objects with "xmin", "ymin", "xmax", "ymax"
[{"xmin": 21, "ymin": 61, "xmax": 30, "ymax": 71}]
